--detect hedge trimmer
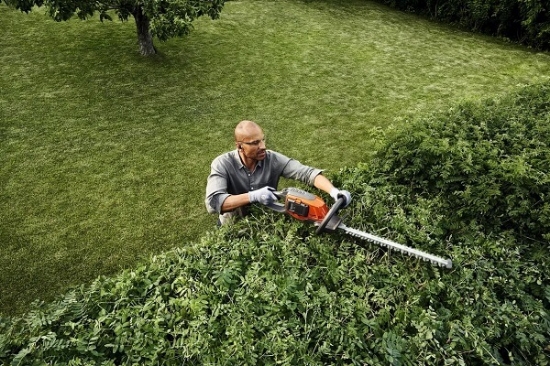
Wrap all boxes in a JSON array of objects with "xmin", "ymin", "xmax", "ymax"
[{"xmin": 267, "ymin": 187, "xmax": 452, "ymax": 269}]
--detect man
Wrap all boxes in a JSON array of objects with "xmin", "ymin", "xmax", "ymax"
[{"xmin": 205, "ymin": 120, "xmax": 351, "ymax": 224}]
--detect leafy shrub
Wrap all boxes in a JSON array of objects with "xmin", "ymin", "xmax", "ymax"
[
  {"xmin": 2, "ymin": 218, "xmax": 549, "ymax": 365},
  {"xmin": 1, "ymin": 83, "xmax": 549, "ymax": 365},
  {"xmin": 375, "ymin": 0, "xmax": 550, "ymax": 50},
  {"xmin": 358, "ymin": 82, "xmax": 550, "ymax": 243}
]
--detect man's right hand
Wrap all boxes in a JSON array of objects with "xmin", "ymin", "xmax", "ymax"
[
  {"xmin": 330, "ymin": 187, "xmax": 352, "ymax": 208},
  {"xmin": 249, "ymin": 186, "xmax": 277, "ymax": 205}
]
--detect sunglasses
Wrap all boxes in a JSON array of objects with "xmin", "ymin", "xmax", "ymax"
[{"xmin": 238, "ymin": 137, "xmax": 266, "ymax": 146}]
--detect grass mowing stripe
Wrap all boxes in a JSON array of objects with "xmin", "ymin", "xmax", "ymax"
[{"xmin": 1, "ymin": 0, "xmax": 549, "ymax": 315}]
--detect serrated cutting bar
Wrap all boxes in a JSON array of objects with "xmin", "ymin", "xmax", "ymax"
[{"xmin": 339, "ymin": 224, "xmax": 453, "ymax": 268}]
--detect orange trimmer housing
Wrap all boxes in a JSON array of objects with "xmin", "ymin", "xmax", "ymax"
[
  {"xmin": 283, "ymin": 189, "xmax": 329, "ymax": 223},
  {"xmin": 269, "ymin": 187, "xmax": 344, "ymax": 232}
]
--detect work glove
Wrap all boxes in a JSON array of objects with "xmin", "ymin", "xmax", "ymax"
[
  {"xmin": 249, "ymin": 186, "xmax": 277, "ymax": 206},
  {"xmin": 330, "ymin": 187, "xmax": 352, "ymax": 208}
]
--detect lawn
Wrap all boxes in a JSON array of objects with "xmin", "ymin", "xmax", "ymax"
[{"xmin": 1, "ymin": 0, "xmax": 549, "ymax": 315}]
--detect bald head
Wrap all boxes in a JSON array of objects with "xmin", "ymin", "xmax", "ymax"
[
  {"xmin": 234, "ymin": 120, "xmax": 263, "ymax": 142},
  {"xmin": 234, "ymin": 120, "xmax": 267, "ymax": 164}
]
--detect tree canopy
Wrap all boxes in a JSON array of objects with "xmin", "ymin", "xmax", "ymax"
[{"xmin": 2, "ymin": 0, "xmax": 225, "ymax": 55}]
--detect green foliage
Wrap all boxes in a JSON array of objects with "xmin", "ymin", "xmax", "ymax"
[
  {"xmin": 375, "ymin": 0, "xmax": 550, "ymax": 50},
  {"xmin": 1, "ymin": 214, "xmax": 549, "ymax": 364},
  {"xmin": 2, "ymin": 0, "xmax": 225, "ymax": 53},
  {"xmin": 361, "ymin": 82, "xmax": 550, "ymax": 243},
  {"xmin": 1, "ymin": 83, "xmax": 550, "ymax": 365},
  {"xmin": 1, "ymin": 0, "xmax": 43, "ymax": 12},
  {"xmin": 141, "ymin": 0, "xmax": 225, "ymax": 41}
]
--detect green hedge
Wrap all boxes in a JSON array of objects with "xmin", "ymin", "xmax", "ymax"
[
  {"xmin": 1, "ymin": 83, "xmax": 549, "ymax": 365},
  {"xmin": 375, "ymin": 0, "xmax": 550, "ymax": 50},
  {"xmin": 361, "ymin": 82, "xmax": 550, "ymax": 243}
]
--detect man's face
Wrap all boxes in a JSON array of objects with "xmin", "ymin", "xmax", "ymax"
[{"xmin": 237, "ymin": 126, "xmax": 266, "ymax": 161}]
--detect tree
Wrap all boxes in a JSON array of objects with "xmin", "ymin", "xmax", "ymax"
[{"xmin": 2, "ymin": 0, "xmax": 225, "ymax": 55}]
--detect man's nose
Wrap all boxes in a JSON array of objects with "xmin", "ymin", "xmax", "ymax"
[{"xmin": 259, "ymin": 140, "xmax": 266, "ymax": 148}]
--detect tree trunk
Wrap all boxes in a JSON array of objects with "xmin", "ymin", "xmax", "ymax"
[{"xmin": 133, "ymin": 7, "xmax": 156, "ymax": 56}]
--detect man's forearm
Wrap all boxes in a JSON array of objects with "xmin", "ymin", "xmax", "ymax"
[
  {"xmin": 313, "ymin": 174, "xmax": 335, "ymax": 194},
  {"xmin": 220, "ymin": 193, "xmax": 252, "ymax": 213}
]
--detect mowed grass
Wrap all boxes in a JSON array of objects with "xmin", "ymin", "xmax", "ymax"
[{"xmin": 1, "ymin": 0, "xmax": 549, "ymax": 315}]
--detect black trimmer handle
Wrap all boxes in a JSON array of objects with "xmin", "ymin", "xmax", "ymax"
[
  {"xmin": 315, "ymin": 196, "xmax": 346, "ymax": 234},
  {"xmin": 264, "ymin": 190, "xmax": 286, "ymax": 213}
]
